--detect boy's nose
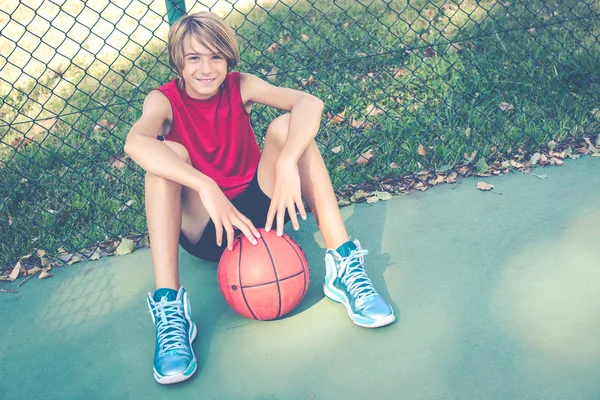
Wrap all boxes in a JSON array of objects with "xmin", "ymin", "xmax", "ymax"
[{"xmin": 200, "ymin": 60, "xmax": 211, "ymax": 74}]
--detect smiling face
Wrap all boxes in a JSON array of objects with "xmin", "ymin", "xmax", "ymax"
[
  {"xmin": 180, "ymin": 35, "xmax": 228, "ymax": 99},
  {"xmin": 167, "ymin": 12, "xmax": 240, "ymax": 99}
]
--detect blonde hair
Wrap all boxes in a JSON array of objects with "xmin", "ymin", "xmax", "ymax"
[{"xmin": 167, "ymin": 11, "xmax": 240, "ymax": 88}]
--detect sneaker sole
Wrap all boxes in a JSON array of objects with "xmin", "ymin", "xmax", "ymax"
[
  {"xmin": 153, "ymin": 323, "xmax": 198, "ymax": 385},
  {"xmin": 323, "ymin": 284, "xmax": 395, "ymax": 328}
]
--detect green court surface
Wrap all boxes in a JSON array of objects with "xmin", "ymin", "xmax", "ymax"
[{"xmin": 2, "ymin": 157, "xmax": 600, "ymax": 400}]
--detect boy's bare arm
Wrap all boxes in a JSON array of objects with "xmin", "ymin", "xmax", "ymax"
[
  {"xmin": 240, "ymin": 72, "xmax": 324, "ymax": 163},
  {"xmin": 124, "ymin": 90, "xmax": 213, "ymax": 192}
]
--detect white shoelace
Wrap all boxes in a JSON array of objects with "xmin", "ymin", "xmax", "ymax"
[
  {"xmin": 150, "ymin": 298, "xmax": 189, "ymax": 354},
  {"xmin": 338, "ymin": 249, "xmax": 377, "ymax": 303}
]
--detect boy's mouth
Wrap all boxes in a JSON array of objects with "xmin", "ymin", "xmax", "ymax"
[{"xmin": 196, "ymin": 78, "xmax": 216, "ymax": 84}]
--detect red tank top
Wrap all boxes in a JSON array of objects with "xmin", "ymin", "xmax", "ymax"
[{"xmin": 156, "ymin": 72, "xmax": 261, "ymax": 199}]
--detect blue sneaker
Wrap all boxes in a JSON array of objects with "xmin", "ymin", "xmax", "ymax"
[
  {"xmin": 324, "ymin": 240, "xmax": 395, "ymax": 328},
  {"xmin": 147, "ymin": 287, "xmax": 197, "ymax": 384}
]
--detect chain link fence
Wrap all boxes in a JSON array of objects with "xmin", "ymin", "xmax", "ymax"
[{"xmin": 1, "ymin": 0, "xmax": 599, "ymax": 271}]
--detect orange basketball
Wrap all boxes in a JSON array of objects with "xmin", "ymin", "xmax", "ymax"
[{"xmin": 217, "ymin": 228, "xmax": 309, "ymax": 320}]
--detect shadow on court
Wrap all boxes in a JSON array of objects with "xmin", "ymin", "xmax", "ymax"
[{"xmin": 2, "ymin": 156, "xmax": 600, "ymax": 400}]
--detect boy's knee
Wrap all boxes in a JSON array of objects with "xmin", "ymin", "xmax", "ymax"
[
  {"xmin": 265, "ymin": 113, "xmax": 290, "ymax": 149},
  {"xmin": 163, "ymin": 140, "xmax": 191, "ymax": 164}
]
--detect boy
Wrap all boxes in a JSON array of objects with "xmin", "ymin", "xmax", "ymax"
[{"xmin": 124, "ymin": 11, "xmax": 394, "ymax": 384}]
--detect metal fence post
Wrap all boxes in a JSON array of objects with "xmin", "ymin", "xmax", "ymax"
[{"xmin": 166, "ymin": 0, "xmax": 186, "ymax": 25}]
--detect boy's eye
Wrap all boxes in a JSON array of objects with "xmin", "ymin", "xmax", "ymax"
[{"xmin": 212, "ymin": 55, "xmax": 222, "ymax": 60}]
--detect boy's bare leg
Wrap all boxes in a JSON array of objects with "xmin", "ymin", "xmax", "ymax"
[
  {"xmin": 258, "ymin": 113, "xmax": 395, "ymax": 328},
  {"xmin": 145, "ymin": 141, "xmax": 211, "ymax": 290},
  {"xmin": 257, "ymin": 114, "xmax": 349, "ymax": 249}
]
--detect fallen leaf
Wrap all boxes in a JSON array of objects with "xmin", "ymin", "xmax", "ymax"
[
  {"xmin": 279, "ymin": 33, "xmax": 291, "ymax": 44},
  {"xmin": 301, "ymin": 75, "xmax": 316, "ymax": 86},
  {"xmin": 301, "ymin": 34, "xmax": 309, "ymax": 41},
  {"xmin": 592, "ymin": 153, "xmax": 600, "ymax": 157},
  {"xmin": 266, "ymin": 66, "xmax": 279, "ymax": 82},
  {"xmin": 116, "ymin": 239, "xmax": 136, "ymax": 255},
  {"xmin": 477, "ymin": 181, "xmax": 494, "ymax": 191},
  {"xmin": 530, "ymin": 152, "xmax": 541, "ymax": 165},
  {"xmin": 591, "ymin": 108, "xmax": 600, "ymax": 120},
  {"xmin": 389, "ymin": 162, "xmax": 401, "ymax": 169},
  {"xmin": 351, "ymin": 119, "xmax": 363, "ymax": 129},
  {"xmin": 37, "ymin": 249, "xmax": 46, "ymax": 257},
  {"xmin": 39, "ymin": 270, "xmax": 52, "ymax": 279},
  {"xmin": 89, "ymin": 248, "xmax": 101, "ymax": 261},
  {"xmin": 330, "ymin": 146, "xmax": 342, "ymax": 154},
  {"xmin": 365, "ymin": 104, "xmax": 384, "ymax": 116},
  {"xmin": 418, "ymin": 144, "xmax": 428, "ymax": 156},
  {"xmin": 350, "ymin": 190, "xmax": 369, "ymax": 202},
  {"xmin": 449, "ymin": 43, "xmax": 463, "ymax": 52},
  {"xmin": 510, "ymin": 160, "xmax": 524, "ymax": 169},
  {"xmin": 9, "ymin": 261, "xmax": 22, "ymax": 281},
  {"xmin": 548, "ymin": 140, "xmax": 557, "ymax": 150},
  {"xmin": 109, "ymin": 154, "xmax": 130, "ymax": 169},
  {"xmin": 27, "ymin": 267, "xmax": 41, "ymax": 275},
  {"xmin": 366, "ymin": 196, "xmax": 379, "ymax": 204},
  {"xmin": 464, "ymin": 150, "xmax": 478, "ymax": 162},
  {"xmin": 355, "ymin": 149, "xmax": 374, "ymax": 165},
  {"xmin": 424, "ymin": 47, "xmax": 437, "ymax": 58},
  {"xmin": 539, "ymin": 154, "xmax": 549, "ymax": 165},
  {"xmin": 442, "ymin": 3, "xmax": 458, "ymax": 10},
  {"xmin": 436, "ymin": 175, "xmax": 446, "ymax": 184},
  {"xmin": 465, "ymin": 127, "xmax": 471, "ymax": 138},
  {"xmin": 550, "ymin": 157, "xmax": 564, "ymax": 166},
  {"xmin": 67, "ymin": 254, "xmax": 84, "ymax": 265},
  {"xmin": 393, "ymin": 68, "xmax": 409, "ymax": 77},
  {"xmin": 458, "ymin": 166, "xmax": 471, "ymax": 175},
  {"xmin": 331, "ymin": 110, "xmax": 345, "ymax": 124},
  {"xmin": 499, "ymin": 102, "xmax": 514, "ymax": 111},
  {"xmin": 337, "ymin": 198, "xmax": 351, "ymax": 207},
  {"xmin": 584, "ymin": 138, "xmax": 600, "ymax": 153},
  {"xmin": 94, "ymin": 120, "xmax": 116, "ymax": 130},
  {"xmin": 372, "ymin": 191, "xmax": 392, "ymax": 201},
  {"xmin": 266, "ymin": 43, "xmax": 279, "ymax": 53}
]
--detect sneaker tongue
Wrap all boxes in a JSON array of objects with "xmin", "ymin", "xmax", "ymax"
[
  {"xmin": 336, "ymin": 240, "xmax": 357, "ymax": 258},
  {"xmin": 153, "ymin": 288, "xmax": 178, "ymax": 302}
]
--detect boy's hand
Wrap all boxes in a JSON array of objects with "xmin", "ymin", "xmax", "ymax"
[
  {"xmin": 265, "ymin": 159, "xmax": 307, "ymax": 236},
  {"xmin": 198, "ymin": 180, "xmax": 261, "ymax": 250}
]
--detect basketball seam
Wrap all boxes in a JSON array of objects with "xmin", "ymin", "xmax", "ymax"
[
  {"xmin": 240, "ymin": 269, "xmax": 305, "ymax": 288},
  {"xmin": 281, "ymin": 235, "xmax": 308, "ymax": 298},
  {"xmin": 237, "ymin": 237, "xmax": 258, "ymax": 320},
  {"xmin": 260, "ymin": 235, "xmax": 282, "ymax": 319}
]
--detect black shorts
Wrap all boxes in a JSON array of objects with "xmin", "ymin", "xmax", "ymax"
[{"xmin": 179, "ymin": 168, "xmax": 291, "ymax": 262}]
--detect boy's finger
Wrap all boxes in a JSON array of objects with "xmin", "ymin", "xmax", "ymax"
[
  {"xmin": 225, "ymin": 224, "xmax": 235, "ymax": 251},
  {"xmin": 235, "ymin": 212, "xmax": 261, "ymax": 239},
  {"xmin": 214, "ymin": 219, "xmax": 223, "ymax": 247},
  {"xmin": 296, "ymin": 198, "xmax": 307, "ymax": 221},
  {"xmin": 276, "ymin": 207, "xmax": 285, "ymax": 236},
  {"xmin": 234, "ymin": 217, "xmax": 258, "ymax": 245},
  {"xmin": 288, "ymin": 203, "xmax": 300, "ymax": 231},
  {"xmin": 265, "ymin": 203, "xmax": 276, "ymax": 232}
]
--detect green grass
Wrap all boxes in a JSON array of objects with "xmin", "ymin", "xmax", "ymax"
[{"xmin": 1, "ymin": 0, "xmax": 599, "ymax": 268}]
